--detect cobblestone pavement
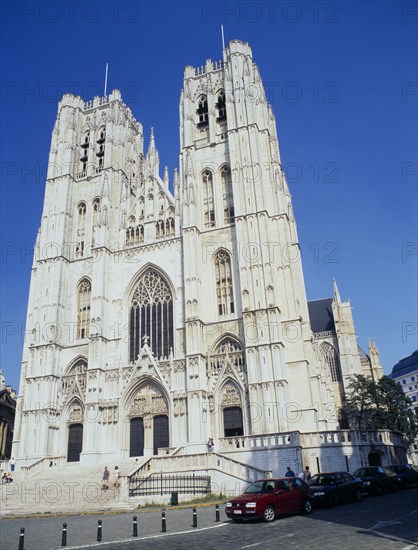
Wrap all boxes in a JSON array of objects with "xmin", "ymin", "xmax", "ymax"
[{"xmin": 1, "ymin": 489, "xmax": 417, "ymax": 550}]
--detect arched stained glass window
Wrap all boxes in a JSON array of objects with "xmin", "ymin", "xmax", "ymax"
[
  {"xmin": 129, "ymin": 270, "xmax": 173, "ymax": 362},
  {"xmin": 320, "ymin": 342, "xmax": 342, "ymax": 382},
  {"xmin": 214, "ymin": 250, "xmax": 234, "ymax": 316}
]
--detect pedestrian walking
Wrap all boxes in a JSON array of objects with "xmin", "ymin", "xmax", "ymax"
[
  {"xmin": 113, "ymin": 466, "xmax": 121, "ymax": 489},
  {"xmin": 207, "ymin": 437, "xmax": 214, "ymax": 452},
  {"xmin": 298, "ymin": 466, "xmax": 311, "ymax": 481},
  {"xmin": 102, "ymin": 466, "xmax": 110, "ymax": 491},
  {"xmin": 10, "ymin": 457, "xmax": 15, "ymax": 472},
  {"xmin": 285, "ymin": 466, "xmax": 295, "ymax": 477}
]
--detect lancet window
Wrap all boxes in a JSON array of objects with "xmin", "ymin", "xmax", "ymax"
[
  {"xmin": 216, "ymin": 90, "xmax": 226, "ymax": 120},
  {"xmin": 80, "ymin": 132, "xmax": 89, "ymax": 174},
  {"xmin": 76, "ymin": 202, "xmax": 86, "ymax": 258},
  {"xmin": 77, "ymin": 279, "xmax": 91, "ymax": 339},
  {"xmin": 202, "ymin": 170, "xmax": 215, "ymax": 228},
  {"xmin": 197, "ymin": 95, "xmax": 208, "ymax": 126},
  {"xmin": 320, "ymin": 342, "xmax": 342, "ymax": 382},
  {"xmin": 96, "ymin": 126, "xmax": 106, "ymax": 171},
  {"xmin": 221, "ymin": 166, "xmax": 234, "ymax": 224},
  {"xmin": 214, "ymin": 250, "xmax": 234, "ymax": 315}
]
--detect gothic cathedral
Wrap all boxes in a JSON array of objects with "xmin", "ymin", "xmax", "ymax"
[{"xmin": 13, "ymin": 40, "xmax": 386, "ymax": 469}]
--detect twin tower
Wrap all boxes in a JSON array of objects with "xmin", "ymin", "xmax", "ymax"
[{"xmin": 13, "ymin": 41, "xmax": 379, "ymax": 466}]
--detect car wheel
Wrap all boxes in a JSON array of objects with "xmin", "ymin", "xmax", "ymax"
[
  {"xmin": 392, "ymin": 482, "xmax": 399, "ymax": 492},
  {"xmin": 355, "ymin": 489, "xmax": 362, "ymax": 502},
  {"xmin": 263, "ymin": 505, "xmax": 275, "ymax": 522},
  {"xmin": 328, "ymin": 494, "xmax": 337, "ymax": 508},
  {"xmin": 375, "ymin": 485, "xmax": 382, "ymax": 496},
  {"xmin": 303, "ymin": 499, "xmax": 313, "ymax": 514}
]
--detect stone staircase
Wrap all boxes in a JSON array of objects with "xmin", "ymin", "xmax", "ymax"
[
  {"xmin": 0, "ymin": 459, "xmax": 141, "ymax": 517},
  {"xmin": 0, "ymin": 452, "xmax": 271, "ymax": 516}
]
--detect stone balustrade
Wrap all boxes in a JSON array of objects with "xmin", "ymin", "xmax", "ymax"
[
  {"xmin": 300, "ymin": 429, "xmax": 405, "ymax": 448},
  {"xmin": 218, "ymin": 432, "xmax": 301, "ymax": 453},
  {"xmin": 131, "ymin": 451, "xmax": 271, "ymax": 484}
]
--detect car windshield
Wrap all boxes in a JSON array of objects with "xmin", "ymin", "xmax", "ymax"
[
  {"xmin": 309, "ymin": 474, "xmax": 336, "ymax": 486},
  {"xmin": 354, "ymin": 468, "xmax": 376, "ymax": 477},
  {"xmin": 244, "ymin": 481, "xmax": 276, "ymax": 494}
]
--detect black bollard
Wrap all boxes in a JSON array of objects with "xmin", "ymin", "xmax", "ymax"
[
  {"xmin": 192, "ymin": 507, "xmax": 197, "ymax": 528},
  {"xmin": 61, "ymin": 523, "xmax": 67, "ymax": 547},
  {"xmin": 97, "ymin": 520, "xmax": 102, "ymax": 542},
  {"xmin": 18, "ymin": 527, "xmax": 25, "ymax": 550},
  {"xmin": 215, "ymin": 504, "xmax": 220, "ymax": 522},
  {"xmin": 132, "ymin": 516, "xmax": 138, "ymax": 537},
  {"xmin": 161, "ymin": 511, "xmax": 166, "ymax": 532}
]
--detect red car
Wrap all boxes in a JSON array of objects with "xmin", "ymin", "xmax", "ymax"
[{"xmin": 225, "ymin": 477, "xmax": 312, "ymax": 522}]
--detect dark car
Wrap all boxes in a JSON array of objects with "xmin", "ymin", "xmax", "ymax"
[
  {"xmin": 387, "ymin": 464, "xmax": 418, "ymax": 488},
  {"xmin": 225, "ymin": 477, "xmax": 312, "ymax": 522},
  {"xmin": 353, "ymin": 466, "xmax": 400, "ymax": 495},
  {"xmin": 309, "ymin": 471, "xmax": 363, "ymax": 507}
]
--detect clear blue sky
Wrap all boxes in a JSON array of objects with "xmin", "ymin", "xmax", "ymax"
[{"xmin": 1, "ymin": 1, "xmax": 417, "ymax": 390}]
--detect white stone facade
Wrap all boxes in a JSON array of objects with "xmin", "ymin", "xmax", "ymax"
[{"xmin": 13, "ymin": 40, "xmax": 388, "ymax": 469}]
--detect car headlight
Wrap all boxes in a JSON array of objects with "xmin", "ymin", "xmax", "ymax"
[
  {"xmin": 246, "ymin": 502, "xmax": 257, "ymax": 508},
  {"xmin": 226, "ymin": 502, "xmax": 232, "ymax": 507},
  {"xmin": 314, "ymin": 492, "xmax": 325, "ymax": 496}
]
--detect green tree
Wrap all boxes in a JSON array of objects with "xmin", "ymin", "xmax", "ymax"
[
  {"xmin": 342, "ymin": 374, "xmax": 376, "ymax": 430},
  {"xmin": 374, "ymin": 376, "xmax": 418, "ymax": 443},
  {"xmin": 342, "ymin": 374, "xmax": 418, "ymax": 443}
]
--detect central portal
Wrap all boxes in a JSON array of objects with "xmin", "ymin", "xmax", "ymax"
[{"xmin": 128, "ymin": 383, "xmax": 169, "ymax": 457}]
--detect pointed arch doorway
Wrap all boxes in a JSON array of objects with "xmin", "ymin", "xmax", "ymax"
[{"xmin": 128, "ymin": 383, "xmax": 170, "ymax": 456}]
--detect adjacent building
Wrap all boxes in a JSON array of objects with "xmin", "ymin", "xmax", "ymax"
[
  {"xmin": 0, "ymin": 370, "xmax": 16, "ymax": 461},
  {"xmin": 389, "ymin": 350, "xmax": 418, "ymax": 463}
]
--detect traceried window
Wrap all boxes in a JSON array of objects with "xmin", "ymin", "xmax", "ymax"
[
  {"xmin": 221, "ymin": 166, "xmax": 234, "ymax": 224},
  {"xmin": 129, "ymin": 270, "xmax": 174, "ymax": 362},
  {"xmin": 210, "ymin": 337, "xmax": 244, "ymax": 375},
  {"xmin": 320, "ymin": 342, "xmax": 342, "ymax": 382},
  {"xmin": 202, "ymin": 170, "xmax": 215, "ymax": 228},
  {"xmin": 216, "ymin": 90, "xmax": 226, "ymax": 121},
  {"xmin": 62, "ymin": 359, "xmax": 88, "ymax": 394},
  {"xmin": 197, "ymin": 95, "xmax": 208, "ymax": 126},
  {"xmin": 214, "ymin": 250, "xmax": 234, "ymax": 315},
  {"xmin": 76, "ymin": 202, "xmax": 86, "ymax": 258},
  {"xmin": 77, "ymin": 279, "xmax": 91, "ymax": 339},
  {"xmin": 68, "ymin": 359, "xmax": 87, "ymax": 375}
]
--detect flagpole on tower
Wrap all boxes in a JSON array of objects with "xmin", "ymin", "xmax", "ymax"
[
  {"xmin": 104, "ymin": 63, "xmax": 109, "ymax": 96},
  {"xmin": 221, "ymin": 25, "xmax": 225, "ymax": 50}
]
